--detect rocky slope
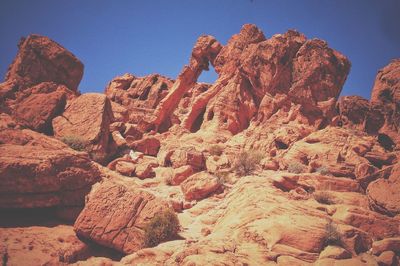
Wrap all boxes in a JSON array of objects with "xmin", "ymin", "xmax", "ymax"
[{"xmin": 0, "ymin": 24, "xmax": 399, "ymax": 266}]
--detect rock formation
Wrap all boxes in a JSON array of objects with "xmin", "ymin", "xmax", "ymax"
[{"xmin": 1, "ymin": 24, "xmax": 399, "ymax": 265}]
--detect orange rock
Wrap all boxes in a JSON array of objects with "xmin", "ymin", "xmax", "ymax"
[
  {"xmin": 170, "ymin": 165, "xmax": 194, "ymax": 185},
  {"xmin": 0, "ymin": 128, "xmax": 100, "ymax": 214},
  {"xmin": 5, "ymin": 34, "xmax": 83, "ymax": 92},
  {"xmin": 52, "ymin": 93, "xmax": 115, "ymax": 163},
  {"xmin": 180, "ymin": 171, "xmax": 222, "ymax": 201},
  {"xmin": 368, "ymin": 59, "xmax": 400, "ymax": 149},
  {"xmin": 170, "ymin": 147, "xmax": 205, "ymax": 170},
  {"xmin": 9, "ymin": 82, "xmax": 76, "ymax": 134},
  {"xmin": 367, "ymin": 163, "xmax": 400, "ymax": 216},
  {"xmin": 74, "ymin": 179, "xmax": 171, "ymax": 254},
  {"xmin": 128, "ymin": 136, "xmax": 160, "ymax": 156}
]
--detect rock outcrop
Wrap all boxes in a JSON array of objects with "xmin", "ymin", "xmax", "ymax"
[
  {"xmin": 4, "ymin": 34, "xmax": 83, "ymax": 92},
  {"xmin": 74, "ymin": 179, "xmax": 171, "ymax": 254},
  {"xmin": 367, "ymin": 162, "xmax": 400, "ymax": 216},
  {"xmin": 0, "ymin": 127, "xmax": 101, "ymax": 219},
  {"xmin": 1, "ymin": 24, "xmax": 399, "ymax": 266},
  {"xmin": 53, "ymin": 93, "xmax": 115, "ymax": 162}
]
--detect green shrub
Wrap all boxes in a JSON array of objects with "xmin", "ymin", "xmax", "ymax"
[
  {"xmin": 60, "ymin": 136, "xmax": 88, "ymax": 151},
  {"xmin": 143, "ymin": 209, "xmax": 180, "ymax": 247},
  {"xmin": 233, "ymin": 150, "xmax": 263, "ymax": 176},
  {"xmin": 209, "ymin": 144, "xmax": 224, "ymax": 156},
  {"xmin": 324, "ymin": 221, "xmax": 343, "ymax": 247},
  {"xmin": 314, "ymin": 191, "xmax": 335, "ymax": 205},
  {"xmin": 287, "ymin": 162, "xmax": 306, "ymax": 174}
]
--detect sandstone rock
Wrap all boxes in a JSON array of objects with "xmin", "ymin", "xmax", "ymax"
[
  {"xmin": 74, "ymin": 179, "xmax": 171, "ymax": 254},
  {"xmin": 0, "ymin": 225, "xmax": 114, "ymax": 266},
  {"xmin": 367, "ymin": 163, "xmax": 400, "ymax": 216},
  {"xmin": 5, "ymin": 34, "xmax": 83, "ymax": 92},
  {"xmin": 128, "ymin": 136, "xmax": 160, "ymax": 156},
  {"xmin": 111, "ymin": 130, "xmax": 127, "ymax": 149},
  {"xmin": 319, "ymin": 245, "xmax": 352, "ymax": 260},
  {"xmin": 123, "ymin": 123, "xmax": 143, "ymax": 140},
  {"xmin": 135, "ymin": 157, "xmax": 158, "ymax": 179},
  {"xmin": 372, "ymin": 238, "xmax": 400, "ymax": 255},
  {"xmin": 0, "ymin": 128, "xmax": 100, "ymax": 215},
  {"xmin": 53, "ymin": 93, "xmax": 114, "ymax": 162},
  {"xmin": 377, "ymin": 251, "xmax": 398, "ymax": 266},
  {"xmin": 332, "ymin": 205, "xmax": 400, "ymax": 239},
  {"xmin": 170, "ymin": 165, "xmax": 194, "ymax": 185},
  {"xmin": 105, "ymin": 73, "xmax": 173, "ymax": 111},
  {"xmin": 336, "ymin": 95, "xmax": 370, "ymax": 129},
  {"xmin": 180, "ymin": 172, "xmax": 222, "ymax": 201},
  {"xmin": 170, "ymin": 147, "xmax": 205, "ymax": 170},
  {"xmin": 10, "ymin": 82, "xmax": 76, "ymax": 134},
  {"xmin": 115, "ymin": 161, "xmax": 136, "ymax": 177},
  {"xmin": 151, "ymin": 35, "xmax": 222, "ymax": 131},
  {"xmin": 369, "ymin": 59, "xmax": 400, "ymax": 149}
]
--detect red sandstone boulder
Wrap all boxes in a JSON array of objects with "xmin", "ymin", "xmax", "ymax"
[
  {"xmin": 10, "ymin": 82, "xmax": 76, "ymax": 134},
  {"xmin": 180, "ymin": 171, "xmax": 222, "ymax": 201},
  {"xmin": 74, "ymin": 179, "xmax": 171, "ymax": 254},
  {"xmin": 0, "ymin": 128, "xmax": 101, "ymax": 219},
  {"xmin": 128, "ymin": 136, "xmax": 160, "ymax": 156},
  {"xmin": 368, "ymin": 59, "xmax": 400, "ymax": 148},
  {"xmin": 170, "ymin": 147, "xmax": 205, "ymax": 171},
  {"xmin": 52, "ymin": 93, "xmax": 115, "ymax": 162},
  {"xmin": 170, "ymin": 165, "xmax": 194, "ymax": 185},
  {"xmin": 336, "ymin": 95, "xmax": 370, "ymax": 130},
  {"xmin": 367, "ymin": 162, "xmax": 400, "ymax": 216},
  {"xmin": 4, "ymin": 34, "xmax": 83, "ymax": 92}
]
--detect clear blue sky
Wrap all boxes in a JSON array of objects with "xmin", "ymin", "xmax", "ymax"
[{"xmin": 0, "ymin": 0, "xmax": 399, "ymax": 99}]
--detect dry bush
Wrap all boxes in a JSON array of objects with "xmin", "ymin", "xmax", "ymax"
[
  {"xmin": 314, "ymin": 191, "xmax": 335, "ymax": 205},
  {"xmin": 315, "ymin": 166, "xmax": 330, "ymax": 175},
  {"xmin": 60, "ymin": 135, "xmax": 88, "ymax": 151},
  {"xmin": 287, "ymin": 162, "xmax": 306, "ymax": 174},
  {"xmin": 233, "ymin": 150, "xmax": 263, "ymax": 176},
  {"xmin": 143, "ymin": 209, "xmax": 180, "ymax": 247}
]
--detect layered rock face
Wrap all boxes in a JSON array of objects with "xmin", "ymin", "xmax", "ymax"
[
  {"xmin": 1, "ymin": 24, "xmax": 400, "ymax": 265},
  {"xmin": 0, "ymin": 127, "xmax": 101, "ymax": 219}
]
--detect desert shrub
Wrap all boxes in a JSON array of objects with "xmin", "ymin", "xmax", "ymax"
[
  {"xmin": 315, "ymin": 166, "xmax": 330, "ymax": 175},
  {"xmin": 60, "ymin": 135, "xmax": 88, "ymax": 151},
  {"xmin": 143, "ymin": 209, "xmax": 180, "ymax": 247},
  {"xmin": 209, "ymin": 144, "xmax": 224, "ymax": 156},
  {"xmin": 233, "ymin": 150, "xmax": 263, "ymax": 176},
  {"xmin": 314, "ymin": 191, "xmax": 335, "ymax": 205},
  {"xmin": 324, "ymin": 221, "xmax": 343, "ymax": 247},
  {"xmin": 287, "ymin": 162, "xmax": 306, "ymax": 174}
]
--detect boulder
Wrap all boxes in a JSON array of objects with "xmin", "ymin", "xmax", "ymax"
[
  {"xmin": 11, "ymin": 82, "xmax": 75, "ymax": 134},
  {"xmin": 372, "ymin": 238, "xmax": 400, "ymax": 255},
  {"xmin": 74, "ymin": 179, "xmax": 171, "ymax": 254},
  {"xmin": 180, "ymin": 171, "xmax": 222, "ymax": 201},
  {"xmin": 52, "ymin": 93, "xmax": 114, "ymax": 162},
  {"xmin": 367, "ymin": 163, "xmax": 400, "ymax": 216},
  {"xmin": 318, "ymin": 245, "xmax": 352, "ymax": 260},
  {"xmin": 4, "ymin": 34, "xmax": 83, "ymax": 92},
  {"xmin": 368, "ymin": 59, "xmax": 400, "ymax": 148},
  {"xmin": 0, "ymin": 128, "xmax": 101, "ymax": 216},
  {"xmin": 170, "ymin": 147, "xmax": 205, "ymax": 170},
  {"xmin": 127, "ymin": 136, "xmax": 160, "ymax": 156},
  {"xmin": 170, "ymin": 165, "xmax": 194, "ymax": 185}
]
